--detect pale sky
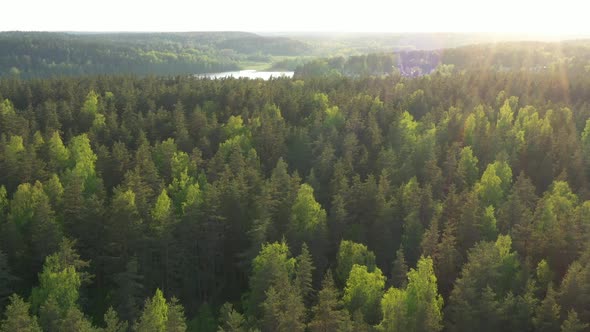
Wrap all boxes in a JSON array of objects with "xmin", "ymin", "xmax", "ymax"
[{"xmin": 1, "ymin": 0, "xmax": 589, "ymax": 34}]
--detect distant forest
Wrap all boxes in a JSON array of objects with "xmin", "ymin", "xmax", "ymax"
[
  {"xmin": 1, "ymin": 31, "xmax": 576, "ymax": 78},
  {"xmin": 0, "ymin": 32, "xmax": 310, "ymax": 77},
  {"xmin": 295, "ymin": 40, "xmax": 590, "ymax": 77},
  {"xmin": 3, "ymin": 39, "xmax": 590, "ymax": 331}
]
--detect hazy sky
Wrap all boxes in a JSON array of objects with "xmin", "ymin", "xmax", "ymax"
[{"xmin": 2, "ymin": 0, "xmax": 588, "ymax": 34}]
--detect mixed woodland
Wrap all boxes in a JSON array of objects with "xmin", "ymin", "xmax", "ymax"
[{"xmin": 2, "ymin": 40, "xmax": 590, "ymax": 331}]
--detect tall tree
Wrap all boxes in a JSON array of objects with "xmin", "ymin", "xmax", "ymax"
[
  {"xmin": 335, "ymin": 240, "xmax": 377, "ymax": 287},
  {"xmin": 561, "ymin": 310, "xmax": 588, "ymax": 332},
  {"xmin": 379, "ymin": 256, "xmax": 443, "ymax": 332},
  {"xmin": 343, "ymin": 264, "xmax": 385, "ymax": 325},
  {"xmin": 289, "ymin": 183, "xmax": 327, "ymax": 250},
  {"xmin": 134, "ymin": 289, "xmax": 168, "ymax": 332},
  {"xmin": 0, "ymin": 294, "xmax": 42, "ymax": 332},
  {"xmin": 261, "ymin": 275, "xmax": 305, "ymax": 332},
  {"xmin": 308, "ymin": 271, "xmax": 351, "ymax": 332},
  {"xmin": 246, "ymin": 241, "xmax": 295, "ymax": 319},
  {"xmin": 295, "ymin": 243, "xmax": 315, "ymax": 306}
]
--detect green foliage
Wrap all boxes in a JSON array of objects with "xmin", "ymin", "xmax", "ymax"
[
  {"xmin": 60, "ymin": 307, "xmax": 95, "ymax": 332},
  {"xmin": 533, "ymin": 285, "xmax": 561, "ymax": 332},
  {"xmin": 67, "ymin": 134, "xmax": 98, "ymax": 192},
  {"xmin": 247, "ymin": 241, "xmax": 296, "ymax": 318},
  {"xmin": 476, "ymin": 160, "xmax": 512, "ymax": 208},
  {"xmin": 166, "ymin": 297, "xmax": 188, "ymax": 332},
  {"xmin": 134, "ymin": 289, "xmax": 168, "ymax": 332},
  {"xmin": 308, "ymin": 271, "xmax": 351, "ymax": 332},
  {"xmin": 8, "ymin": 181, "xmax": 47, "ymax": 227},
  {"xmin": 112, "ymin": 257, "xmax": 144, "ymax": 323},
  {"xmin": 0, "ymin": 251, "xmax": 15, "ymax": 309},
  {"xmin": 295, "ymin": 244, "xmax": 314, "ymax": 304},
  {"xmin": 457, "ymin": 146, "xmax": 479, "ymax": 190},
  {"xmin": 262, "ymin": 280, "xmax": 306, "ymax": 332},
  {"xmin": 151, "ymin": 188, "xmax": 173, "ymax": 231},
  {"xmin": 47, "ymin": 131, "xmax": 71, "ymax": 171},
  {"xmin": 290, "ymin": 184, "xmax": 326, "ymax": 234},
  {"xmin": 561, "ymin": 310, "xmax": 588, "ymax": 332},
  {"xmin": 81, "ymin": 91, "xmax": 99, "ymax": 116},
  {"xmin": 447, "ymin": 235, "xmax": 525, "ymax": 331},
  {"xmin": 379, "ymin": 257, "xmax": 443, "ymax": 332},
  {"xmin": 335, "ymin": 240, "xmax": 377, "ymax": 286},
  {"xmin": 30, "ymin": 241, "xmax": 84, "ymax": 315},
  {"xmin": 343, "ymin": 264, "xmax": 385, "ymax": 325},
  {"xmin": 103, "ymin": 307, "xmax": 128, "ymax": 332},
  {"xmin": 0, "ymin": 294, "xmax": 42, "ymax": 332},
  {"xmin": 1, "ymin": 43, "xmax": 590, "ymax": 332},
  {"xmin": 217, "ymin": 303, "xmax": 249, "ymax": 332},
  {"xmin": 390, "ymin": 247, "xmax": 408, "ymax": 288}
]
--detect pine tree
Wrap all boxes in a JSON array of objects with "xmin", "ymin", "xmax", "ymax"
[
  {"xmin": 134, "ymin": 289, "xmax": 168, "ymax": 332},
  {"xmin": 391, "ymin": 246, "xmax": 408, "ymax": 288},
  {"xmin": 533, "ymin": 285, "xmax": 561, "ymax": 332},
  {"xmin": 166, "ymin": 297, "xmax": 187, "ymax": 332},
  {"xmin": 295, "ymin": 243, "xmax": 315, "ymax": 307},
  {"xmin": 561, "ymin": 310, "xmax": 589, "ymax": 332},
  {"xmin": 217, "ymin": 303, "xmax": 248, "ymax": 332},
  {"xmin": 0, "ymin": 250, "xmax": 15, "ymax": 309},
  {"xmin": 0, "ymin": 294, "xmax": 42, "ymax": 332},
  {"xmin": 335, "ymin": 240, "xmax": 376, "ymax": 287},
  {"xmin": 289, "ymin": 183, "xmax": 327, "ymax": 251},
  {"xmin": 379, "ymin": 256, "xmax": 443, "ymax": 332},
  {"xmin": 247, "ymin": 241, "xmax": 295, "ymax": 319},
  {"xmin": 103, "ymin": 307, "xmax": 128, "ymax": 332},
  {"xmin": 262, "ymin": 280, "xmax": 305, "ymax": 332},
  {"xmin": 112, "ymin": 257, "xmax": 144, "ymax": 323},
  {"xmin": 60, "ymin": 307, "xmax": 95, "ymax": 332},
  {"xmin": 308, "ymin": 271, "xmax": 351, "ymax": 332}
]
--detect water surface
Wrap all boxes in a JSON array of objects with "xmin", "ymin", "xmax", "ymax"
[{"xmin": 196, "ymin": 70, "xmax": 294, "ymax": 80}]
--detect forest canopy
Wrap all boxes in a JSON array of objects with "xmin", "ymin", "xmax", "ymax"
[{"xmin": 2, "ymin": 38, "xmax": 590, "ymax": 331}]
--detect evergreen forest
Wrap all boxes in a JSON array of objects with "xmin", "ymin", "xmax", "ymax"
[{"xmin": 2, "ymin": 39, "xmax": 590, "ymax": 331}]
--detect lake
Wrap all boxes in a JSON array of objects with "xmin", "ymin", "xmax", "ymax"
[{"xmin": 196, "ymin": 70, "xmax": 294, "ymax": 80}]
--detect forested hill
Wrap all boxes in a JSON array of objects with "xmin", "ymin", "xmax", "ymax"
[
  {"xmin": 0, "ymin": 31, "xmax": 311, "ymax": 78},
  {"xmin": 3, "ymin": 32, "xmax": 583, "ymax": 79},
  {"xmin": 3, "ymin": 53, "xmax": 590, "ymax": 331},
  {"xmin": 295, "ymin": 40, "xmax": 590, "ymax": 77}
]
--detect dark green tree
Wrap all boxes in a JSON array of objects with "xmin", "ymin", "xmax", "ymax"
[{"xmin": 308, "ymin": 271, "xmax": 351, "ymax": 332}]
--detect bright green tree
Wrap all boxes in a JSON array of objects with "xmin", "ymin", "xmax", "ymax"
[
  {"xmin": 343, "ymin": 264, "xmax": 385, "ymax": 325},
  {"xmin": 0, "ymin": 294, "xmax": 42, "ymax": 332},
  {"xmin": 67, "ymin": 134, "xmax": 98, "ymax": 193},
  {"xmin": 30, "ymin": 247, "xmax": 83, "ymax": 315},
  {"xmin": 476, "ymin": 160, "xmax": 512, "ymax": 208},
  {"xmin": 134, "ymin": 289, "xmax": 168, "ymax": 332},
  {"xmin": 289, "ymin": 184, "xmax": 327, "ymax": 243},
  {"xmin": 378, "ymin": 256, "xmax": 443, "ymax": 332},
  {"xmin": 47, "ymin": 131, "xmax": 70, "ymax": 172},
  {"xmin": 335, "ymin": 240, "xmax": 377, "ymax": 286},
  {"xmin": 247, "ymin": 241, "xmax": 296, "ymax": 318},
  {"xmin": 457, "ymin": 146, "xmax": 479, "ymax": 189},
  {"xmin": 151, "ymin": 188, "xmax": 173, "ymax": 232}
]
